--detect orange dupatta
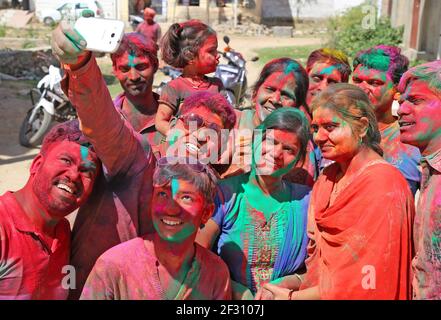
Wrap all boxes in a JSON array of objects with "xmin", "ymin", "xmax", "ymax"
[{"xmin": 300, "ymin": 161, "xmax": 414, "ymax": 299}]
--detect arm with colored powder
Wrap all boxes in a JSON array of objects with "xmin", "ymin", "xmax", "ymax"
[
  {"xmin": 258, "ymin": 283, "xmax": 320, "ymax": 300},
  {"xmin": 195, "ymin": 219, "xmax": 220, "ymax": 249},
  {"xmin": 155, "ymin": 102, "xmax": 175, "ymax": 136},
  {"xmin": 156, "ymin": 83, "xmax": 180, "ymax": 136},
  {"xmin": 52, "ymin": 22, "xmax": 151, "ymax": 177}
]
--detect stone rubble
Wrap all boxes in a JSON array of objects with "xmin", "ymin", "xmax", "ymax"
[{"xmin": 0, "ymin": 49, "xmax": 59, "ymax": 80}]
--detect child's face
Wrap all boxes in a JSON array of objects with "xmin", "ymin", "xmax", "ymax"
[{"xmin": 192, "ymin": 35, "xmax": 219, "ymax": 74}]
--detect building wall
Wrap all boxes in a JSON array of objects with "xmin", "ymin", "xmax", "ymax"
[
  {"xmin": 388, "ymin": 0, "xmax": 441, "ymax": 61},
  {"xmin": 33, "ymin": 0, "xmax": 119, "ymax": 19},
  {"xmin": 418, "ymin": 0, "xmax": 441, "ymax": 60}
]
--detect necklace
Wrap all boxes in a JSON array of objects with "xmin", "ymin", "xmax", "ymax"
[{"xmin": 184, "ymin": 76, "xmax": 208, "ymax": 89}]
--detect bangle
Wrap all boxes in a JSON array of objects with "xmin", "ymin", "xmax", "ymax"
[
  {"xmin": 294, "ymin": 273, "xmax": 303, "ymax": 284},
  {"xmin": 288, "ymin": 289, "xmax": 295, "ymax": 300}
]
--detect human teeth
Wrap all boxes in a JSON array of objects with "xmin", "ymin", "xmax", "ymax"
[
  {"xmin": 162, "ymin": 219, "xmax": 182, "ymax": 226},
  {"xmin": 57, "ymin": 183, "xmax": 73, "ymax": 194},
  {"xmin": 185, "ymin": 143, "xmax": 199, "ymax": 153}
]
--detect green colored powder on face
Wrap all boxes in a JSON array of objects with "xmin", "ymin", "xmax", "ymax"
[
  {"xmin": 319, "ymin": 65, "xmax": 337, "ymax": 76},
  {"xmin": 171, "ymin": 178, "xmax": 179, "ymax": 199},
  {"xmin": 128, "ymin": 54, "xmax": 136, "ymax": 68}
]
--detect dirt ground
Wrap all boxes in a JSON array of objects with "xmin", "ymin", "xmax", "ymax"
[{"xmin": 0, "ymin": 34, "xmax": 323, "ymax": 195}]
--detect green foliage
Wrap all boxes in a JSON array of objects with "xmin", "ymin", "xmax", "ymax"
[
  {"xmin": 0, "ymin": 25, "xmax": 5, "ymax": 37},
  {"xmin": 327, "ymin": 3, "xmax": 404, "ymax": 57},
  {"xmin": 22, "ymin": 41, "xmax": 36, "ymax": 49}
]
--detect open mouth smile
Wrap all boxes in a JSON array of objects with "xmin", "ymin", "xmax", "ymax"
[{"xmin": 161, "ymin": 218, "xmax": 184, "ymax": 226}]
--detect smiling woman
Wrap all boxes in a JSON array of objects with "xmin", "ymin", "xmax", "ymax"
[
  {"xmin": 197, "ymin": 108, "xmax": 311, "ymax": 300},
  {"xmin": 260, "ymin": 83, "xmax": 415, "ymax": 300}
]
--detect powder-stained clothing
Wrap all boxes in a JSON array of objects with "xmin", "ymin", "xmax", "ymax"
[
  {"xmin": 113, "ymin": 92, "xmax": 165, "ymax": 157},
  {"xmin": 301, "ymin": 161, "xmax": 414, "ymax": 300},
  {"xmin": 61, "ymin": 55, "xmax": 156, "ymax": 299},
  {"xmin": 212, "ymin": 173, "xmax": 310, "ymax": 294},
  {"xmin": 412, "ymin": 149, "xmax": 441, "ymax": 299},
  {"xmin": 80, "ymin": 236, "xmax": 232, "ymax": 300},
  {"xmin": 222, "ymin": 108, "xmax": 320, "ymax": 187},
  {"xmin": 135, "ymin": 21, "xmax": 161, "ymax": 43},
  {"xmin": 159, "ymin": 76, "xmax": 225, "ymax": 115},
  {"xmin": 0, "ymin": 192, "xmax": 70, "ymax": 299},
  {"xmin": 380, "ymin": 121, "xmax": 421, "ymax": 195}
]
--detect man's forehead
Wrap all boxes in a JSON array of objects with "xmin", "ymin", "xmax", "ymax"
[
  {"xmin": 47, "ymin": 140, "xmax": 96, "ymax": 159},
  {"xmin": 402, "ymin": 79, "xmax": 438, "ymax": 96},
  {"xmin": 354, "ymin": 65, "xmax": 388, "ymax": 79},
  {"xmin": 116, "ymin": 52, "xmax": 150, "ymax": 65}
]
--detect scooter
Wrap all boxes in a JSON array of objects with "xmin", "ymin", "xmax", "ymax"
[
  {"xmin": 215, "ymin": 35, "xmax": 258, "ymax": 109},
  {"xmin": 19, "ymin": 65, "xmax": 77, "ymax": 148},
  {"xmin": 156, "ymin": 36, "xmax": 258, "ymax": 109},
  {"xmin": 129, "ymin": 14, "xmax": 143, "ymax": 31}
]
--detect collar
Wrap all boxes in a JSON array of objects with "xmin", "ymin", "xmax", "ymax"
[
  {"xmin": 422, "ymin": 148, "xmax": 441, "ymax": 173},
  {"xmin": 5, "ymin": 192, "xmax": 39, "ymax": 234},
  {"xmin": 114, "ymin": 93, "xmax": 158, "ymax": 134}
]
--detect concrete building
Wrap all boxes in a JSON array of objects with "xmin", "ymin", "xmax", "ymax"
[
  {"xmin": 382, "ymin": 0, "xmax": 441, "ymax": 61},
  {"xmin": 242, "ymin": 0, "xmax": 365, "ymax": 25}
]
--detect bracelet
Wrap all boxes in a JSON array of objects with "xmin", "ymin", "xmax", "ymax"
[
  {"xmin": 288, "ymin": 289, "xmax": 295, "ymax": 300},
  {"xmin": 294, "ymin": 273, "xmax": 303, "ymax": 284}
]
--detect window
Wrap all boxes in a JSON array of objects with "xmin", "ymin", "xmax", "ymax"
[{"xmin": 178, "ymin": 0, "xmax": 200, "ymax": 6}]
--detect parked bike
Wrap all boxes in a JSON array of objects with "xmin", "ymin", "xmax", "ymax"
[
  {"xmin": 19, "ymin": 65, "xmax": 77, "ymax": 148},
  {"xmin": 215, "ymin": 35, "xmax": 258, "ymax": 109}
]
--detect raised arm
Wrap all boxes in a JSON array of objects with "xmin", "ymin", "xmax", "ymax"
[{"xmin": 52, "ymin": 21, "xmax": 151, "ymax": 177}]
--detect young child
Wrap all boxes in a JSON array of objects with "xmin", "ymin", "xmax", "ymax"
[{"xmin": 155, "ymin": 19, "xmax": 225, "ymax": 136}]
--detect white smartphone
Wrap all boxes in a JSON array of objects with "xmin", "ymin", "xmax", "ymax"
[{"xmin": 74, "ymin": 17, "xmax": 125, "ymax": 53}]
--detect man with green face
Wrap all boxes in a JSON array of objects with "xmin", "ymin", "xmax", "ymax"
[
  {"xmin": 352, "ymin": 45, "xmax": 421, "ymax": 195},
  {"xmin": 397, "ymin": 60, "xmax": 441, "ymax": 299}
]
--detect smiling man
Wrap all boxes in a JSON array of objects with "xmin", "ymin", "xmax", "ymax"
[
  {"xmin": 51, "ymin": 21, "xmax": 236, "ymax": 299},
  {"xmin": 80, "ymin": 157, "xmax": 231, "ymax": 300},
  {"xmin": 110, "ymin": 32, "xmax": 163, "ymax": 149},
  {"xmin": 352, "ymin": 45, "xmax": 421, "ymax": 194},
  {"xmin": 0, "ymin": 121, "xmax": 100, "ymax": 299},
  {"xmin": 397, "ymin": 60, "xmax": 441, "ymax": 300}
]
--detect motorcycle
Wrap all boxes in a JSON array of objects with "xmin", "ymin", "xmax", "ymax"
[
  {"xmin": 215, "ymin": 35, "xmax": 258, "ymax": 109},
  {"xmin": 19, "ymin": 65, "xmax": 77, "ymax": 148},
  {"xmin": 129, "ymin": 14, "xmax": 143, "ymax": 31},
  {"xmin": 156, "ymin": 36, "xmax": 258, "ymax": 109}
]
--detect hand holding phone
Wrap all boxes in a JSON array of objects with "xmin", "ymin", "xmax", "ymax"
[{"xmin": 74, "ymin": 17, "xmax": 125, "ymax": 53}]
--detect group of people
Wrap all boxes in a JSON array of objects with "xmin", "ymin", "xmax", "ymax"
[{"xmin": 0, "ymin": 16, "xmax": 440, "ymax": 300}]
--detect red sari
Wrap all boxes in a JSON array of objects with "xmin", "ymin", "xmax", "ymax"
[{"xmin": 301, "ymin": 160, "xmax": 414, "ymax": 299}]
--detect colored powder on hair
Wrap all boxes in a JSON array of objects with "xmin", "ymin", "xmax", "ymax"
[
  {"xmin": 359, "ymin": 49, "xmax": 390, "ymax": 72},
  {"xmin": 285, "ymin": 62, "xmax": 298, "ymax": 75}
]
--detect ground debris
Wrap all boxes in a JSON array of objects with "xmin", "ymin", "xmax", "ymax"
[{"xmin": 0, "ymin": 49, "xmax": 59, "ymax": 80}]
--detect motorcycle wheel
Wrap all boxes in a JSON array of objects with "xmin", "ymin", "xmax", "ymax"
[{"xmin": 19, "ymin": 107, "xmax": 53, "ymax": 148}]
